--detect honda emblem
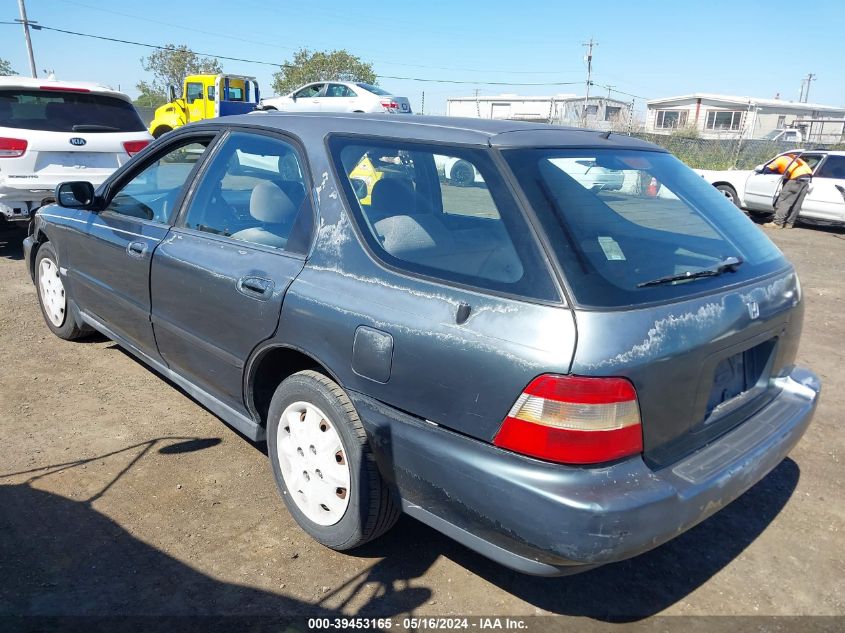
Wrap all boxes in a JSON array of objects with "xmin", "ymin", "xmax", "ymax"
[{"xmin": 747, "ymin": 301, "xmax": 760, "ymax": 320}]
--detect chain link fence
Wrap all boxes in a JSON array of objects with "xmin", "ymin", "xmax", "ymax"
[{"xmin": 625, "ymin": 133, "xmax": 845, "ymax": 170}]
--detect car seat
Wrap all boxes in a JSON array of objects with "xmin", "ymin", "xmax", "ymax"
[{"xmin": 230, "ymin": 181, "xmax": 296, "ymax": 249}]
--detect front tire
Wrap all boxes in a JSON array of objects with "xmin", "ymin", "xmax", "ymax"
[
  {"xmin": 716, "ymin": 184, "xmax": 740, "ymax": 208},
  {"xmin": 267, "ymin": 370, "xmax": 399, "ymax": 550},
  {"xmin": 35, "ymin": 242, "xmax": 86, "ymax": 340}
]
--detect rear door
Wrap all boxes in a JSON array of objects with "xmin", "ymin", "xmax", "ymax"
[
  {"xmin": 151, "ymin": 130, "xmax": 314, "ymax": 411},
  {"xmin": 322, "ymin": 83, "xmax": 359, "ymax": 112},
  {"xmin": 802, "ymin": 154, "xmax": 845, "ymax": 222},
  {"xmin": 65, "ymin": 134, "xmax": 215, "ymax": 360}
]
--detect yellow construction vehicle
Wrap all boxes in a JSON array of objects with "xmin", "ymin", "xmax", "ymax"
[{"xmin": 148, "ymin": 74, "xmax": 260, "ymax": 138}]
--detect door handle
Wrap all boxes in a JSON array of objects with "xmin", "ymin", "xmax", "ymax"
[
  {"xmin": 237, "ymin": 276, "xmax": 274, "ymax": 299},
  {"xmin": 126, "ymin": 240, "xmax": 147, "ymax": 258}
]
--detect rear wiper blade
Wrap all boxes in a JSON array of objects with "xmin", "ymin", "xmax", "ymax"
[
  {"xmin": 71, "ymin": 124, "xmax": 120, "ymax": 132},
  {"xmin": 637, "ymin": 256, "xmax": 744, "ymax": 288}
]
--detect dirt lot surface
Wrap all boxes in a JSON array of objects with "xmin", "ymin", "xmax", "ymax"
[{"xmin": 1, "ymin": 221, "xmax": 843, "ymax": 624}]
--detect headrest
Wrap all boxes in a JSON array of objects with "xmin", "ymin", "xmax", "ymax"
[
  {"xmin": 370, "ymin": 178, "xmax": 415, "ymax": 214},
  {"xmin": 250, "ymin": 181, "xmax": 296, "ymax": 223}
]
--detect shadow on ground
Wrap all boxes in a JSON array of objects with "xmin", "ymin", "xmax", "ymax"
[
  {"xmin": 0, "ymin": 429, "xmax": 800, "ymax": 623},
  {"xmin": 0, "ymin": 226, "xmax": 26, "ymax": 261}
]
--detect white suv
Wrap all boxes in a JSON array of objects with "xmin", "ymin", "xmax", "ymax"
[{"xmin": 0, "ymin": 76, "xmax": 152, "ymax": 223}]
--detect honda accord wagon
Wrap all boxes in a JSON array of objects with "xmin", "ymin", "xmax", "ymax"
[{"xmin": 23, "ymin": 113, "xmax": 820, "ymax": 575}]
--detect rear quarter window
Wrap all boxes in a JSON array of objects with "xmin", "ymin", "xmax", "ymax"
[
  {"xmin": 329, "ymin": 136, "xmax": 559, "ymax": 302},
  {"xmin": 0, "ymin": 89, "xmax": 146, "ymax": 133}
]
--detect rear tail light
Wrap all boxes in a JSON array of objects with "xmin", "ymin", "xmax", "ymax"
[
  {"xmin": 0, "ymin": 137, "xmax": 28, "ymax": 158},
  {"xmin": 123, "ymin": 140, "xmax": 150, "ymax": 157},
  {"xmin": 493, "ymin": 374, "xmax": 643, "ymax": 465},
  {"xmin": 380, "ymin": 99, "xmax": 400, "ymax": 111}
]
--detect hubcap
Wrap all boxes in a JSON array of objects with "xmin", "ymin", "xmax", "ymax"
[
  {"xmin": 38, "ymin": 258, "xmax": 66, "ymax": 327},
  {"xmin": 276, "ymin": 401, "xmax": 351, "ymax": 526}
]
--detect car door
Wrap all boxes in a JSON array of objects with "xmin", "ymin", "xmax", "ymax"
[
  {"xmin": 150, "ymin": 130, "xmax": 315, "ymax": 412},
  {"xmin": 288, "ymin": 83, "xmax": 325, "ymax": 112},
  {"xmin": 322, "ymin": 83, "xmax": 359, "ymax": 112},
  {"xmin": 743, "ymin": 152, "xmax": 824, "ymax": 211},
  {"xmin": 66, "ymin": 134, "xmax": 216, "ymax": 360},
  {"xmin": 800, "ymin": 154, "xmax": 845, "ymax": 222},
  {"xmin": 185, "ymin": 81, "xmax": 205, "ymax": 122}
]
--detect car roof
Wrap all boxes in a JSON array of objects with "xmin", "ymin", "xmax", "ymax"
[
  {"xmin": 0, "ymin": 75, "xmax": 131, "ymax": 100},
  {"xmin": 202, "ymin": 112, "xmax": 665, "ymax": 150}
]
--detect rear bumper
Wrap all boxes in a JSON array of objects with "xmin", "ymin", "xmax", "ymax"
[
  {"xmin": 352, "ymin": 366, "xmax": 820, "ymax": 576},
  {"xmin": 1, "ymin": 176, "xmax": 109, "ymax": 220}
]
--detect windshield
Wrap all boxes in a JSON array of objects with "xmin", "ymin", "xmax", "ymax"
[
  {"xmin": 0, "ymin": 89, "xmax": 146, "ymax": 133},
  {"xmin": 504, "ymin": 148, "xmax": 787, "ymax": 308},
  {"xmin": 356, "ymin": 83, "xmax": 391, "ymax": 96}
]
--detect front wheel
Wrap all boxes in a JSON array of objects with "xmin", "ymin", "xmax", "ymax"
[
  {"xmin": 716, "ymin": 184, "xmax": 740, "ymax": 208},
  {"xmin": 35, "ymin": 242, "xmax": 86, "ymax": 340},
  {"xmin": 266, "ymin": 370, "xmax": 399, "ymax": 550}
]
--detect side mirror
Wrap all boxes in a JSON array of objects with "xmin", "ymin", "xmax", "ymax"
[
  {"xmin": 754, "ymin": 164, "xmax": 765, "ymax": 174},
  {"xmin": 56, "ymin": 181, "xmax": 97, "ymax": 209},
  {"xmin": 291, "ymin": 94, "xmax": 297, "ymax": 102},
  {"xmin": 167, "ymin": 85, "xmax": 178, "ymax": 102},
  {"xmin": 350, "ymin": 178, "xmax": 368, "ymax": 200}
]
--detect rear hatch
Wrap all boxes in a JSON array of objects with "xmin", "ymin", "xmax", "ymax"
[
  {"xmin": 504, "ymin": 146, "xmax": 802, "ymax": 467},
  {"xmin": 0, "ymin": 86, "xmax": 150, "ymax": 188}
]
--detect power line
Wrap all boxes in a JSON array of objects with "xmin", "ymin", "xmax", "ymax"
[
  {"xmin": 56, "ymin": 0, "xmax": 582, "ymax": 77},
  {"xmin": 0, "ymin": 22, "xmax": 589, "ymax": 86}
]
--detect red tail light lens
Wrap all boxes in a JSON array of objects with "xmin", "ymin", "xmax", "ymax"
[
  {"xmin": 123, "ymin": 140, "xmax": 150, "ymax": 157},
  {"xmin": 0, "ymin": 137, "xmax": 28, "ymax": 158},
  {"xmin": 380, "ymin": 99, "xmax": 400, "ymax": 111},
  {"xmin": 493, "ymin": 374, "xmax": 643, "ymax": 465}
]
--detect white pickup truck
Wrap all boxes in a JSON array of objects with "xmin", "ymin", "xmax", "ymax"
[{"xmin": 696, "ymin": 150, "xmax": 845, "ymax": 225}]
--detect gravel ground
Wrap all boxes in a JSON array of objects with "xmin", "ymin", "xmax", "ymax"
[{"xmin": 0, "ymin": 221, "xmax": 842, "ymax": 624}]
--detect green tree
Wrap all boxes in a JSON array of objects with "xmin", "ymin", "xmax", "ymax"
[
  {"xmin": 133, "ymin": 81, "xmax": 168, "ymax": 109},
  {"xmin": 272, "ymin": 48, "xmax": 376, "ymax": 95},
  {"xmin": 0, "ymin": 58, "xmax": 16, "ymax": 76},
  {"xmin": 136, "ymin": 44, "xmax": 222, "ymax": 99}
]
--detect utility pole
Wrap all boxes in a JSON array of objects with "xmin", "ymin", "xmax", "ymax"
[
  {"xmin": 16, "ymin": 0, "xmax": 38, "ymax": 78},
  {"xmin": 802, "ymin": 73, "xmax": 816, "ymax": 103},
  {"xmin": 474, "ymin": 88, "xmax": 481, "ymax": 118},
  {"xmin": 581, "ymin": 38, "xmax": 597, "ymax": 127},
  {"xmin": 421, "ymin": 91, "xmax": 425, "ymax": 115}
]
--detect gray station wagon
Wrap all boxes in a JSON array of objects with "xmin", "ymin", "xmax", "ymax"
[{"xmin": 23, "ymin": 113, "xmax": 820, "ymax": 575}]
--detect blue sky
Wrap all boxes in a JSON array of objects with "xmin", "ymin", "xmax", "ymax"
[{"xmin": 3, "ymin": 0, "xmax": 843, "ymax": 115}]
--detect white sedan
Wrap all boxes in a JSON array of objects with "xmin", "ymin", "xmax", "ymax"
[
  {"xmin": 696, "ymin": 150, "xmax": 845, "ymax": 225},
  {"xmin": 441, "ymin": 156, "xmax": 625, "ymax": 190},
  {"xmin": 259, "ymin": 81, "xmax": 412, "ymax": 114}
]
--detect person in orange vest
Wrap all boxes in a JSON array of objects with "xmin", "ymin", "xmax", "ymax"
[{"xmin": 761, "ymin": 153, "xmax": 813, "ymax": 229}]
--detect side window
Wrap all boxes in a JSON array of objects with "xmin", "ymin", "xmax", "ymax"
[
  {"xmin": 331, "ymin": 138, "xmax": 559, "ymax": 301},
  {"xmin": 104, "ymin": 141, "xmax": 210, "ymax": 223},
  {"xmin": 186, "ymin": 83, "xmax": 203, "ymax": 104},
  {"xmin": 815, "ymin": 155, "xmax": 845, "ymax": 179},
  {"xmin": 295, "ymin": 84, "xmax": 323, "ymax": 99},
  {"xmin": 181, "ymin": 132, "xmax": 312, "ymax": 253},
  {"xmin": 207, "ymin": 85, "xmax": 216, "ymax": 101},
  {"xmin": 327, "ymin": 84, "xmax": 356, "ymax": 98}
]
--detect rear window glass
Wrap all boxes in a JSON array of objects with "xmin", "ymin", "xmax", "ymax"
[
  {"xmin": 329, "ymin": 137, "xmax": 558, "ymax": 302},
  {"xmin": 356, "ymin": 83, "xmax": 390, "ymax": 96},
  {"xmin": 0, "ymin": 89, "xmax": 146, "ymax": 133},
  {"xmin": 505, "ymin": 148, "xmax": 787, "ymax": 308}
]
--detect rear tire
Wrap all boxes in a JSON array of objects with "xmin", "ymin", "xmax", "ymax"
[
  {"xmin": 266, "ymin": 370, "xmax": 400, "ymax": 550},
  {"xmin": 35, "ymin": 242, "xmax": 86, "ymax": 341},
  {"xmin": 716, "ymin": 184, "xmax": 740, "ymax": 208},
  {"xmin": 450, "ymin": 160, "xmax": 474, "ymax": 187}
]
